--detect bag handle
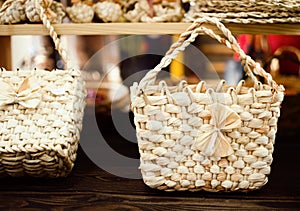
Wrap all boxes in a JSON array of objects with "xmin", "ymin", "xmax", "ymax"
[
  {"xmin": 35, "ymin": 0, "xmax": 72, "ymax": 70},
  {"xmin": 137, "ymin": 17, "xmax": 280, "ymax": 92}
]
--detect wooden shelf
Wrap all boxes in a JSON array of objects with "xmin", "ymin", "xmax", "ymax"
[{"xmin": 0, "ymin": 22, "xmax": 300, "ymax": 36}]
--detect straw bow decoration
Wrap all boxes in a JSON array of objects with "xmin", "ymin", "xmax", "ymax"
[
  {"xmin": 0, "ymin": 76, "xmax": 42, "ymax": 109},
  {"xmin": 193, "ymin": 103, "xmax": 241, "ymax": 158}
]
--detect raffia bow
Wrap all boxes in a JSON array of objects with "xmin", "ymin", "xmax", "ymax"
[
  {"xmin": 0, "ymin": 76, "xmax": 42, "ymax": 109},
  {"xmin": 193, "ymin": 103, "xmax": 241, "ymax": 158}
]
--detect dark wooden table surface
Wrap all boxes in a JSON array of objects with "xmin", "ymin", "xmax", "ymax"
[{"xmin": 0, "ymin": 96, "xmax": 300, "ymax": 210}]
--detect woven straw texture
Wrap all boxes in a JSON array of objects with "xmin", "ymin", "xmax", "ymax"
[
  {"xmin": 184, "ymin": 0, "xmax": 300, "ymax": 24},
  {"xmin": 0, "ymin": 0, "xmax": 27, "ymax": 24},
  {"xmin": 66, "ymin": 2, "xmax": 94, "ymax": 23},
  {"xmin": 0, "ymin": 0, "xmax": 66, "ymax": 24},
  {"xmin": 123, "ymin": 0, "xmax": 184, "ymax": 22},
  {"xmin": 93, "ymin": 1, "xmax": 123, "ymax": 22},
  {"xmin": 0, "ymin": 0, "xmax": 86, "ymax": 177},
  {"xmin": 130, "ymin": 17, "xmax": 285, "ymax": 192},
  {"xmin": 25, "ymin": 0, "xmax": 65, "ymax": 24}
]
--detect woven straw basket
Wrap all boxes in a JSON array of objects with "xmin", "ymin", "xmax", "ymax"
[
  {"xmin": 0, "ymin": 1, "xmax": 86, "ymax": 177},
  {"xmin": 130, "ymin": 17, "xmax": 285, "ymax": 192}
]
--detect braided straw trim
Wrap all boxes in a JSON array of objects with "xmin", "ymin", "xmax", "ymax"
[
  {"xmin": 137, "ymin": 17, "xmax": 280, "ymax": 93},
  {"xmin": 35, "ymin": 0, "xmax": 72, "ymax": 70}
]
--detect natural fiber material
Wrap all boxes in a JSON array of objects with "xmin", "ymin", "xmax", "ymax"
[
  {"xmin": 0, "ymin": 0, "xmax": 27, "ymax": 24},
  {"xmin": 123, "ymin": 0, "xmax": 150, "ymax": 22},
  {"xmin": 0, "ymin": 0, "xmax": 66, "ymax": 24},
  {"xmin": 66, "ymin": 2, "xmax": 94, "ymax": 23},
  {"xmin": 0, "ymin": 69, "xmax": 86, "ymax": 177},
  {"xmin": 130, "ymin": 17, "xmax": 285, "ymax": 192},
  {"xmin": 184, "ymin": 0, "xmax": 300, "ymax": 23},
  {"xmin": 123, "ymin": 0, "xmax": 184, "ymax": 22},
  {"xmin": 0, "ymin": 0, "xmax": 86, "ymax": 177},
  {"xmin": 25, "ymin": 0, "xmax": 66, "ymax": 23},
  {"xmin": 93, "ymin": 1, "xmax": 123, "ymax": 22},
  {"xmin": 140, "ymin": 0, "xmax": 184, "ymax": 22}
]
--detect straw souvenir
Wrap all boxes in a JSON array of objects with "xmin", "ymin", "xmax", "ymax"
[
  {"xmin": 184, "ymin": 0, "xmax": 300, "ymax": 24},
  {"xmin": 93, "ymin": 0, "xmax": 123, "ymax": 22},
  {"xmin": 130, "ymin": 17, "xmax": 285, "ymax": 192},
  {"xmin": 123, "ymin": 0, "xmax": 150, "ymax": 22},
  {"xmin": 140, "ymin": 0, "xmax": 184, "ymax": 22},
  {"xmin": 25, "ymin": 0, "xmax": 66, "ymax": 24},
  {"xmin": 0, "ymin": 0, "xmax": 86, "ymax": 177},
  {"xmin": 123, "ymin": 0, "xmax": 184, "ymax": 22},
  {"xmin": 0, "ymin": 0, "xmax": 27, "ymax": 24},
  {"xmin": 66, "ymin": 1, "xmax": 94, "ymax": 23}
]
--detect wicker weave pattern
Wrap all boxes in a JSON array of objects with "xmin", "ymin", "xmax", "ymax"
[
  {"xmin": 185, "ymin": 0, "xmax": 300, "ymax": 23},
  {"xmin": 66, "ymin": 2, "xmax": 94, "ymax": 23},
  {"xmin": 130, "ymin": 17, "xmax": 285, "ymax": 191},
  {"xmin": 0, "ymin": 0, "xmax": 27, "ymax": 24},
  {"xmin": 123, "ymin": 0, "xmax": 184, "ymax": 23},
  {"xmin": 0, "ymin": 0, "xmax": 86, "ymax": 177},
  {"xmin": 0, "ymin": 69, "xmax": 85, "ymax": 177},
  {"xmin": 93, "ymin": 1, "xmax": 123, "ymax": 22},
  {"xmin": 0, "ymin": 0, "xmax": 66, "ymax": 24},
  {"xmin": 25, "ymin": 0, "xmax": 65, "ymax": 24}
]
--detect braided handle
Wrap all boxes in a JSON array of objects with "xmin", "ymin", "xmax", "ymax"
[
  {"xmin": 35, "ymin": 0, "xmax": 72, "ymax": 69},
  {"xmin": 137, "ymin": 16, "xmax": 279, "ymax": 91}
]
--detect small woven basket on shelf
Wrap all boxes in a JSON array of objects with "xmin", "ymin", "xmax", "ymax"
[
  {"xmin": 93, "ymin": 0, "xmax": 123, "ymax": 22},
  {"xmin": 130, "ymin": 17, "xmax": 285, "ymax": 192},
  {"xmin": 0, "ymin": 0, "xmax": 27, "ymax": 24},
  {"xmin": 25, "ymin": 0, "xmax": 66, "ymax": 24},
  {"xmin": 66, "ymin": 1, "xmax": 94, "ymax": 23},
  {"xmin": 0, "ymin": 0, "xmax": 86, "ymax": 177},
  {"xmin": 123, "ymin": 0, "xmax": 184, "ymax": 22}
]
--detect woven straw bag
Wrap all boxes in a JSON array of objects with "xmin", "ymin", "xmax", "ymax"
[
  {"xmin": 130, "ymin": 17, "xmax": 285, "ymax": 192},
  {"xmin": 0, "ymin": 1, "xmax": 86, "ymax": 177}
]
